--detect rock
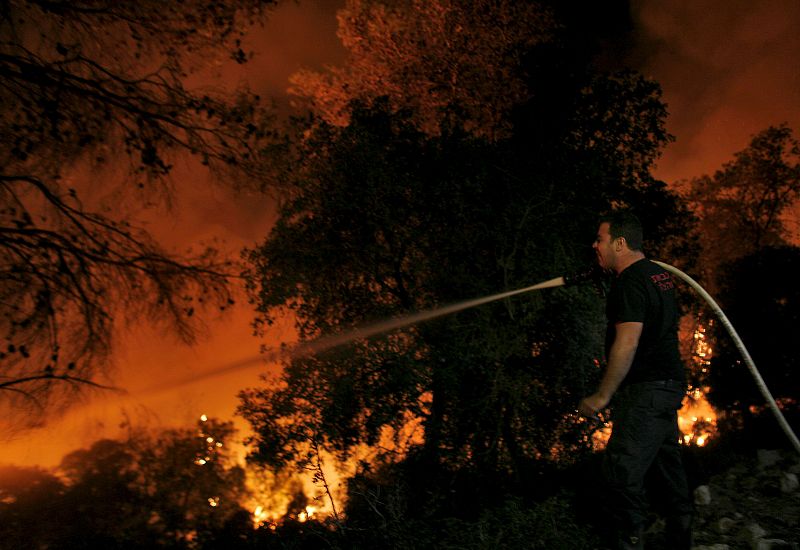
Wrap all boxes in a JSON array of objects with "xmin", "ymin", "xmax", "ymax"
[
  {"xmin": 716, "ymin": 517, "xmax": 736, "ymax": 534},
  {"xmin": 758, "ymin": 449, "xmax": 782, "ymax": 469},
  {"xmin": 742, "ymin": 523, "xmax": 768, "ymax": 548},
  {"xmin": 780, "ymin": 472, "xmax": 798, "ymax": 493},
  {"xmin": 747, "ymin": 523, "xmax": 768, "ymax": 538},
  {"xmin": 689, "ymin": 451, "xmax": 799, "ymax": 549},
  {"xmin": 695, "ymin": 484, "xmax": 712, "ymax": 505},
  {"xmin": 755, "ymin": 539, "xmax": 791, "ymax": 549}
]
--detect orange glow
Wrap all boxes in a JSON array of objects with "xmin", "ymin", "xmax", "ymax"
[
  {"xmin": 679, "ymin": 322, "xmax": 718, "ymax": 446},
  {"xmin": 297, "ymin": 505, "xmax": 317, "ymax": 522},
  {"xmin": 591, "ymin": 422, "xmax": 613, "ymax": 451},
  {"xmin": 679, "ymin": 392, "xmax": 717, "ymax": 446},
  {"xmin": 3, "ymin": 6, "xmax": 797, "ymax": 538}
]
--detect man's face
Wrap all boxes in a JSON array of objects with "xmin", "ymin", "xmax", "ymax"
[{"xmin": 593, "ymin": 222, "xmax": 616, "ymax": 271}]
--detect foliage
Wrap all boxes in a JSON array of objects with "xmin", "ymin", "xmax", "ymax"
[
  {"xmin": 240, "ymin": 0, "xmax": 694, "ymax": 532},
  {"xmin": 684, "ymin": 124, "xmax": 800, "ymax": 290},
  {"xmin": 289, "ymin": 0, "xmax": 556, "ymax": 140},
  {"xmin": 242, "ymin": 103, "xmax": 608, "ymax": 477},
  {"xmin": 338, "ymin": 447, "xmax": 606, "ymax": 548},
  {"xmin": 0, "ymin": 465, "xmax": 66, "ymax": 550},
  {"xmin": 682, "ymin": 125, "xmax": 800, "ymax": 442},
  {"xmin": 269, "ymin": 485, "xmax": 600, "ymax": 549},
  {"xmin": 706, "ymin": 246, "xmax": 800, "ymax": 425},
  {"xmin": 0, "ymin": 0, "xmax": 281, "ymax": 409},
  {"xmin": 0, "ymin": 418, "xmax": 250, "ymax": 549},
  {"xmin": 438, "ymin": 494, "xmax": 599, "ymax": 550}
]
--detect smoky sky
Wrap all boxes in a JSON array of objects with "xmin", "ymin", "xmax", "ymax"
[{"xmin": 631, "ymin": 0, "xmax": 800, "ymax": 184}]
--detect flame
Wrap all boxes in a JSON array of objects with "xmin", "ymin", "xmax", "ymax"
[
  {"xmin": 239, "ymin": 323, "xmax": 721, "ymax": 526},
  {"xmin": 297, "ymin": 505, "xmax": 317, "ymax": 522},
  {"xmin": 679, "ymin": 321, "xmax": 718, "ymax": 446},
  {"xmin": 589, "ymin": 421, "xmax": 611, "ymax": 451}
]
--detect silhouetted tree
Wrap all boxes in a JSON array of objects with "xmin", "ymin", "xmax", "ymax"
[
  {"xmin": 684, "ymin": 124, "xmax": 800, "ymax": 291},
  {"xmin": 0, "ymin": 464, "xmax": 66, "ymax": 549},
  {"xmin": 0, "ymin": 418, "xmax": 251, "ymax": 548},
  {"xmin": 0, "ymin": 0, "xmax": 282, "ymax": 411},
  {"xmin": 240, "ymin": 2, "xmax": 694, "ymax": 524},
  {"xmin": 677, "ymin": 125, "xmax": 800, "ymax": 434},
  {"xmin": 136, "ymin": 419, "xmax": 250, "ymax": 546},
  {"xmin": 706, "ymin": 246, "xmax": 800, "ymax": 436},
  {"xmin": 56, "ymin": 438, "xmax": 156, "ymax": 548}
]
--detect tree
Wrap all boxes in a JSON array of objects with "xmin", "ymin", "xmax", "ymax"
[
  {"xmin": 684, "ymin": 124, "xmax": 800, "ymax": 289},
  {"xmin": 136, "ymin": 418, "xmax": 250, "ymax": 546},
  {"xmin": 0, "ymin": 465, "xmax": 66, "ymax": 549},
  {"xmin": 706, "ymin": 246, "xmax": 800, "ymax": 434},
  {"xmin": 3, "ymin": 418, "xmax": 252, "ymax": 548},
  {"xmin": 239, "ymin": 85, "xmax": 687, "ymax": 501},
  {"xmin": 56, "ymin": 438, "xmax": 155, "ymax": 548},
  {"xmin": 240, "ymin": 0, "xmax": 693, "ymax": 525},
  {"xmin": 289, "ymin": 0, "xmax": 555, "ymax": 140},
  {"xmin": 679, "ymin": 125, "xmax": 800, "ymax": 437},
  {"xmin": 0, "ymin": 0, "xmax": 282, "ymax": 409}
]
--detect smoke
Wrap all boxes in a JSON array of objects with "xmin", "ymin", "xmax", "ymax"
[{"xmin": 631, "ymin": 0, "xmax": 800, "ymax": 184}]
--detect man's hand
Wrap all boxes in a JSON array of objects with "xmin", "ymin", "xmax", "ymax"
[{"xmin": 579, "ymin": 392, "xmax": 610, "ymax": 419}]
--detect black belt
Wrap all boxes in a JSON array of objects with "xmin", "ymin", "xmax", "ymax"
[
  {"xmin": 624, "ymin": 379, "xmax": 685, "ymax": 389},
  {"xmin": 647, "ymin": 379, "xmax": 684, "ymax": 388}
]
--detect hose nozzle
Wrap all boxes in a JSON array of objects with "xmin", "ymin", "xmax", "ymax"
[{"xmin": 563, "ymin": 265, "xmax": 608, "ymax": 296}]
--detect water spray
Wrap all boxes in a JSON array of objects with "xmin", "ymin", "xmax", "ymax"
[
  {"xmin": 136, "ymin": 273, "xmax": 574, "ymax": 396},
  {"xmin": 137, "ymin": 261, "xmax": 800, "ymax": 456}
]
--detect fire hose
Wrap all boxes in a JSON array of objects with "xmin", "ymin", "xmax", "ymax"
[
  {"xmin": 652, "ymin": 261, "xmax": 800, "ymax": 456},
  {"xmin": 138, "ymin": 261, "xmax": 800, "ymax": 456}
]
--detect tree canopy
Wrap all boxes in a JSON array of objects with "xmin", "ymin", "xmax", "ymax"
[
  {"xmin": 0, "ymin": 418, "xmax": 250, "ymax": 549},
  {"xmin": 0, "ymin": 0, "xmax": 281, "ymax": 409},
  {"xmin": 240, "ymin": 0, "xmax": 694, "ymax": 523},
  {"xmin": 289, "ymin": 0, "xmax": 555, "ymax": 140},
  {"xmin": 684, "ymin": 124, "xmax": 800, "ymax": 289},
  {"xmin": 680, "ymin": 124, "xmax": 800, "ymax": 435}
]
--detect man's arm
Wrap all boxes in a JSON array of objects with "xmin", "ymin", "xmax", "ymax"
[{"xmin": 579, "ymin": 321, "xmax": 643, "ymax": 417}]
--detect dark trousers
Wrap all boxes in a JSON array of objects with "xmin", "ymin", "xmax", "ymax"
[{"xmin": 603, "ymin": 380, "xmax": 693, "ymax": 548}]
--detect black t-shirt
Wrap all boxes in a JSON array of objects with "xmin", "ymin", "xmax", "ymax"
[{"xmin": 605, "ymin": 258, "xmax": 685, "ymax": 385}]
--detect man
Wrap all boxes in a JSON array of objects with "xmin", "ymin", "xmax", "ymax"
[{"xmin": 579, "ymin": 210, "xmax": 693, "ymax": 550}]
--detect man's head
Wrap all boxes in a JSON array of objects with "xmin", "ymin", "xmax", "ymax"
[
  {"xmin": 600, "ymin": 210, "xmax": 643, "ymax": 250},
  {"xmin": 593, "ymin": 210, "xmax": 644, "ymax": 273}
]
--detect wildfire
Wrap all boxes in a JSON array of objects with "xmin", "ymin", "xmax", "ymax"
[
  {"xmin": 297, "ymin": 505, "xmax": 317, "ymax": 522},
  {"xmin": 680, "ymin": 322, "xmax": 718, "ymax": 446},
  {"xmin": 235, "ymin": 322, "xmax": 722, "ymax": 530},
  {"xmin": 678, "ymin": 388, "xmax": 717, "ymax": 446}
]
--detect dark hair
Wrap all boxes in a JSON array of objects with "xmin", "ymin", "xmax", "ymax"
[{"xmin": 600, "ymin": 210, "xmax": 643, "ymax": 251}]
